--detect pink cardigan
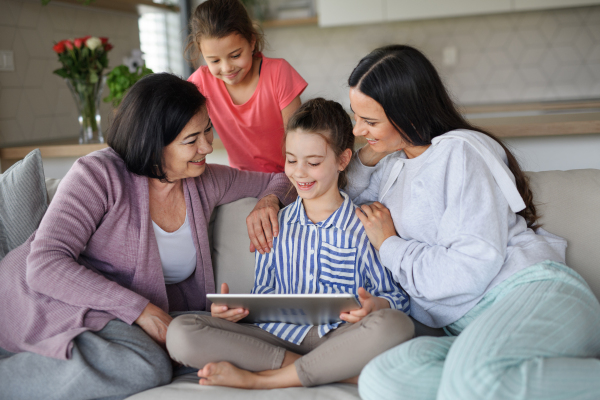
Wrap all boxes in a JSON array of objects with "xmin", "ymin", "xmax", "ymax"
[{"xmin": 0, "ymin": 148, "xmax": 292, "ymax": 360}]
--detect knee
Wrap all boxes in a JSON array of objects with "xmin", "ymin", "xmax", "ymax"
[
  {"xmin": 366, "ymin": 309, "xmax": 415, "ymax": 347},
  {"xmin": 166, "ymin": 314, "xmax": 209, "ymax": 364}
]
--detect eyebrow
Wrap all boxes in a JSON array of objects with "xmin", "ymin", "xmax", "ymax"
[
  {"xmin": 182, "ymin": 118, "xmax": 212, "ymax": 141},
  {"xmin": 204, "ymin": 48, "xmax": 242, "ymax": 59},
  {"xmin": 285, "ymin": 152, "xmax": 325, "ymax": 158},
  {"xmin": 349, "ymin": 105, "xmax": 377, "ymax": 121}
]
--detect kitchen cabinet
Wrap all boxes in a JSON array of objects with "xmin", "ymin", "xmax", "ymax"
[
  {"xmin": 513, "ymin": 0, "xmax": 600, "ymax": 11},
  {"xmin": 317, "ymin": 0, "xmax": 384, "ymax": 27},
  {"xmin": 318, "ymin": 0, "xmax": 600, "ymax": 27},
  {"xmin": 385, "ymin": 0, "xmax": 511, "ymax": 22}
]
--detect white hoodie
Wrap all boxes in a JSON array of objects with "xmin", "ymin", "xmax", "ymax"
[{"xmin": 346, "ymin": 129, "xmax": 567, "ymax": 328}]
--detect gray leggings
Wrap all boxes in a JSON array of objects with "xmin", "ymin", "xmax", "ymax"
[
  {"xmin": 0, "ymin": 319, "xmax": 172, "ymax": 400},
  {"xmin": 166, "ymin": 308, "xmax": 414, "ymax": 387}
]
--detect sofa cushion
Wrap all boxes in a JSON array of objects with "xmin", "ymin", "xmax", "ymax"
[
  {"xmin": 126, "ymin": 372, "xmax": 359, "ymax": 399},
  {"xmin": 526, "ymin": 169, "xmax": 600, "ymax": 300},
  {"xmin": 0, "ymin": 149, "xmax": 48, "ymax": 261},
  {"xmin": 211, "ymin": 197, "xmax": 258, "ymax": 294}
]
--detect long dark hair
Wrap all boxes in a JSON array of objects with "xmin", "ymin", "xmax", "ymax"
[
  {"xmin": 286, "ymin": 98, "xmax": 355, "ymax": 189},
  {"xmin": 107, "ymin": 73, "xmax": 206, "ymax": 182},
  {"xmin": 186, "ymin": 0, "xmax": 265, "ymax": 66},
  {"xmin": 348, "ymin": 45, "xmax": 539, "ymax": 229}
]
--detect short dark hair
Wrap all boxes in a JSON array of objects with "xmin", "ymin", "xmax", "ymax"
[
  {"xmin": 107, "ymin": 73, "xmax": 206, "ymax": 181},
  {"xmin": 186, "ymin": 0, "xmax": 265, "ymax": 66},
  {"xmin": 348, "ymin": 45, "xmax": 540, "ymax": 229},
  {"xmin": 286, "ymin": 98, "xmax": 354, "ymax": 189}
]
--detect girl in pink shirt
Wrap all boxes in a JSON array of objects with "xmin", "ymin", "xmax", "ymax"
[{"xmin": 187, "ymin": 0, "xmax": 308, "ymax": 175}]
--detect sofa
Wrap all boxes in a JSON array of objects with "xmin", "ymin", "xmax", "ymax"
[{"xmin": 4, "ymin": 151, "xmax": 600, "ymax": 399}]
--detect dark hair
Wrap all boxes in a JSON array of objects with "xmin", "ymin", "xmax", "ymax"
[
  {"xmin": 348, "ymin": 45, "xmax": 539, "ymax": 229},
  {"xmin": 186, "ymin": 0, "xmax": 265, "ymax": 67},
  {"xmin": 286, "ymin": 98, "xmax": 355, "ymax": 189},
  {"xmin": 107, "ymin": 73, "xmax": 206, "ymax": 182}
]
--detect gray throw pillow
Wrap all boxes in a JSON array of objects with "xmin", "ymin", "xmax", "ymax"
[{"xmin": 0, "ymin": 149, "xmax": 48, "ymax": 260}]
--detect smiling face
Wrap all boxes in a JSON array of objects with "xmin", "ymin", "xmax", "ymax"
[
  {"xmin": 162, "ymin": 108, "xmax": 214, "ymax": 181},
  {"xmin": 200, "ymin": 33, "xmax": 256, "ymax": 86},
  {"xmin": 285, "ymin": 129, "xmax": 349, "ymax": 204},
  {"xmin": 349, "ymin": 87, "xmax": 409, "ymax": 153}
]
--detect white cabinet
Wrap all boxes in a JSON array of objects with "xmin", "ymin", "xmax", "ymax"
[
  {"xmin": 317, "ymin": 0, "xmax": 600, "ymax": 28},
  {"xmin": 513, "ymin": 0, "xmax": 600, "ymax": 11},
  {"xmin": 385, "ymin": 0, "xmax": 511, "ymax": 21},
  {"xmin": 317, "ymin": 0, "xmax": 384, "ymax": 27}
]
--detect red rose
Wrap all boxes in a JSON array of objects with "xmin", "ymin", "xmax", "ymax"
[
  {"xmin": 104, "ymin": 43, "xmax": 113, "ymax": 51},
  {"xmin": 74, "ymin": 38, "xmax": 84, "ymax": 48},
  {"xmin": 53, "ymin": 41, "xmax": 66, "ymax": 53},
  {"xmin": 100, "ymin": 37, "xmax": 108, "ymax": 44},
  {"xmin": 64, "ymin": 40, "xmax": 74, "ymax": 51}
]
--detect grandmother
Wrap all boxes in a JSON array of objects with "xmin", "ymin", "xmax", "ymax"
[{"xmin": 0, "ymin": 73, "xmax": 292, "ymax": 399}]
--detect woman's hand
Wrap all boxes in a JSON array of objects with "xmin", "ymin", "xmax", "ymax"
[
  {"xmin": 355, "ymin": 202, "xmax": 397, "ymax": 250},
  {"xmin": 134, "ymin": 302, "xmax": 173, "ymax": 347},
  {"xmin": 340, "ymin": 288, "xmax": 390, "ymax": 323},
  {"xmin": 211, "ymin": 283, "xmax": 248, "ymax": 322},
  {"xmin": 246, "ymin": 194, "xmax": 280, "ymax": 254},
  {"xmin": 358, "ymin": 144, "xmax": 395, "ymax": 167}
]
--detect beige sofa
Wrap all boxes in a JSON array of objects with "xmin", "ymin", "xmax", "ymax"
[{"xmin": 45, "ymin": 169, "xmax": 600, "ymax": 400}]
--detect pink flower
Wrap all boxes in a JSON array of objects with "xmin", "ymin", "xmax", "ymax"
[
  {"xmin": 74, "ymin": 38, "xmax": 84, "ymax": 48},
  {"xmin": 64, "ymin": 40, "xmax": 74, "ymax": 51}
]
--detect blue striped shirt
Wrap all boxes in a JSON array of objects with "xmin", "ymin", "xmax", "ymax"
[{"xmin": 252, "ymin": 191, "xmax": 410, "ymax": 345}]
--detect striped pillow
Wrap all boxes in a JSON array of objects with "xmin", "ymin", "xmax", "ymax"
[{"xmin": 0, "ymin": 149, "xmax": 48, "ymax": 260}]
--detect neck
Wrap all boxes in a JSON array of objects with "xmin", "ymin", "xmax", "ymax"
[
  {"xmin": 404, "ymin": 144, "xmax": 431, "ymax": 159},
  {"xmin": 148, "ymin": 178, "xmax": 183, "ymax": 201},
  {"xmin": 302, "ymin": 188, "xmax": 344, "ymax": 224}
]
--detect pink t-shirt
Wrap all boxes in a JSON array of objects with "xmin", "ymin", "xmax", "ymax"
[{"xmin": 188, "ymin": 54, "xmax": 307, "ymax": 173}]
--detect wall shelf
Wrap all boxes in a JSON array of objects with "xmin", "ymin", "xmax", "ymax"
[
  {"xmin": 261, "ymin": 16, "xmax": 318, "ymax": 29},
  {"xmin": 52, "ymin": 0, "xmax": 179, "ymax": 15}
]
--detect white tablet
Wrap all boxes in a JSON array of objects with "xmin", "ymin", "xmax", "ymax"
[{"xmin": 206, "ymin": 293, "xmax": 361, "ymax": 325}]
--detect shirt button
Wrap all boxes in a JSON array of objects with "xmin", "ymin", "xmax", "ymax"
[
  {"xmin": 309, "ymin": 274, "xmax": 314, "ymax": 280},
  {"xmin": 310, "ymin": 248, "xmax": 315, "ymax": 254}
]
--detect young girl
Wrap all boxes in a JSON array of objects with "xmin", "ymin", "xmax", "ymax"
[
  {"xmin": 187, "ymin": 0, "xmax": 307, "ymax": 174},
  {"xmin": 166, "ymin": 98, "xmax": 413, "ymax": 389}
]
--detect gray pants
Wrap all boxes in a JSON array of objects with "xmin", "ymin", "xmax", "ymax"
[
  {"xmin": 166, "ymin": 308, "xmax": 414, "ymax": 387},
  {"xmin": 0, "ymin": 319, "xmax": 172, "ymax": 400}
]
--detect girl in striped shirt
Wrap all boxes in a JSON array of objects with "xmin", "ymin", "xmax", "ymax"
[{"xmin": 167, "ymin": 98, "xmax": 412, "ymax": 389}]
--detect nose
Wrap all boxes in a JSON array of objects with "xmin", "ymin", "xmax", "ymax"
[
  {"xmin": 353, "ymin": 119, "xmax": 367, "ymax": 137},
  {"xmin": 292, "ymin": 163, "xmax": 308, "ymax": 178},
  {"xmin": 196, "ymin": 134, "xmax": 213, "ymax": 155},
  {"xmin": 222, "ymin": 60, "xmax": 235, "ymax": 73}
]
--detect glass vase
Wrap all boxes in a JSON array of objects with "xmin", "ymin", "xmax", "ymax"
[{"xmin": 65, "ymin": 77, "xmax": 106, "ymax": 144}]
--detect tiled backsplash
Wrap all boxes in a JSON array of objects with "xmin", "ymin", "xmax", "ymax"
[
  {"xmin": 0, "ymin": 0, "xmax": 140, "ymax": 146},
  {"xmin": 263, "ymin": 5, "xmax": 600, "ymax": 111}
]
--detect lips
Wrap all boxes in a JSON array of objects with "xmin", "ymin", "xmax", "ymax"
[
  {"xmin": 296, "ymin": 181, "xmax": 315, "ymax": 191},
  {"xmin": 366, "ymin": 138, "xmax": 379, "ymax": 145},
  {"xmin": 189, "ymin": 157, "xmax": 206, "ymax": 166},
  {"xmin": 223, "ymin": 70, "xmax": 239, "ymax": 80}
]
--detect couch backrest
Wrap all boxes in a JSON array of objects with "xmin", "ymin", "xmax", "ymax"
[
  {"xmin": 525, "ymin": 169, "xmax": 600, "ymax": 300},
  {"xmin": 47, "ymin": 169, "xmax": 600, "ymax": 301}
]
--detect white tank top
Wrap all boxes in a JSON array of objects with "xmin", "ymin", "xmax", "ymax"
[{"xmin": 151, "ymin": 212, "xmax": 197, "ymax": 284}]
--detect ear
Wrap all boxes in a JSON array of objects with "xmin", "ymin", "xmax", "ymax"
[
  {"xmin": 338, "ymin": 148, "xmax": 353, "ymax": 172},
  {"xmin": 250, "ymin": 35, "xmax": 257, "ymax": 53}
]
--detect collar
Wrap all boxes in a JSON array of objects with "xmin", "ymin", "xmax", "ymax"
[{"xmin": 286, "ymin": 191, "xmax": 354, "ymax": 231}]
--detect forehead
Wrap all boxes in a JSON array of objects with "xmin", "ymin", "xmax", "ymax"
[
  {"xmin": 286, "ymin": 129, "xmax": 330, "ymax": 155},
  {"xmin": 200, "ymin": 33, "xmax": 248, "ymax": 54},
  {"xmin": 173, "ymin": 109, "xmax": 209, "ymax": 139},
  {"xmin": 349, "ymin": 88, "xmax": 385, "ymax": 115}
]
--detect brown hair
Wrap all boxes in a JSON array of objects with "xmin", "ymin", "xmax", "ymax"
[
  {"xmin": 349, "ymin": 45, "xmax": 540, "ymax": 229},
  {"xmin": 285, "ymin": 98, "xmax": 355, "ymax": 189},
  {"xmin": 186, "ymin": 0, "xmax": 265, "ymax": 67}
]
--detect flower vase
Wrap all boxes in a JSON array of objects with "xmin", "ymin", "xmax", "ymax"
[{"xmin": 65, "ymin": 77, "xmax": 106, "ymax": 144}]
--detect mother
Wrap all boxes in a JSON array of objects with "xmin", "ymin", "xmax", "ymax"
[
  {"xmin": 0, "ymin": 73, "xmax": 292, "ymax": 399},
  {"xmin": 346, "ymin": 45, "xmax": 600, "ymax": 399}
]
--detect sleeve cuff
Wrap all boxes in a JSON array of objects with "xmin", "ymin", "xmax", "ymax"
[
  {"xmin": 379, "ymin": 235, "xmax": 408, "ymax": 270},
  {"xmin": 116, "ymin": 295, "xmax": 151, "ymax": 325}
]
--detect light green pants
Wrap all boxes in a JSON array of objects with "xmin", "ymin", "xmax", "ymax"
[{"xmin": 359, "ymin": 261, "xmax": 600, "ymax": 400}]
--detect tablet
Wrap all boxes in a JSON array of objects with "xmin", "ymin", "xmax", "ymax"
[{"xmin": 206, "ymin": 293, "xmax": 361, "ymax": 325}]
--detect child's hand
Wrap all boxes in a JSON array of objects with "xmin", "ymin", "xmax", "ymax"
[
  {"xmin": 340, "ymin": 287, "xmax": 390, "ymax": 324},
  {"xmin": 210, "ymin": 283, "xmax": 249, "ymax": 322}
]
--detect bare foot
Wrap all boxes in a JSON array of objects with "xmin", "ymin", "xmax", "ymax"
[{"xmin": 198, "ymin": 362, "xmax": 258, "ymax": 389}]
